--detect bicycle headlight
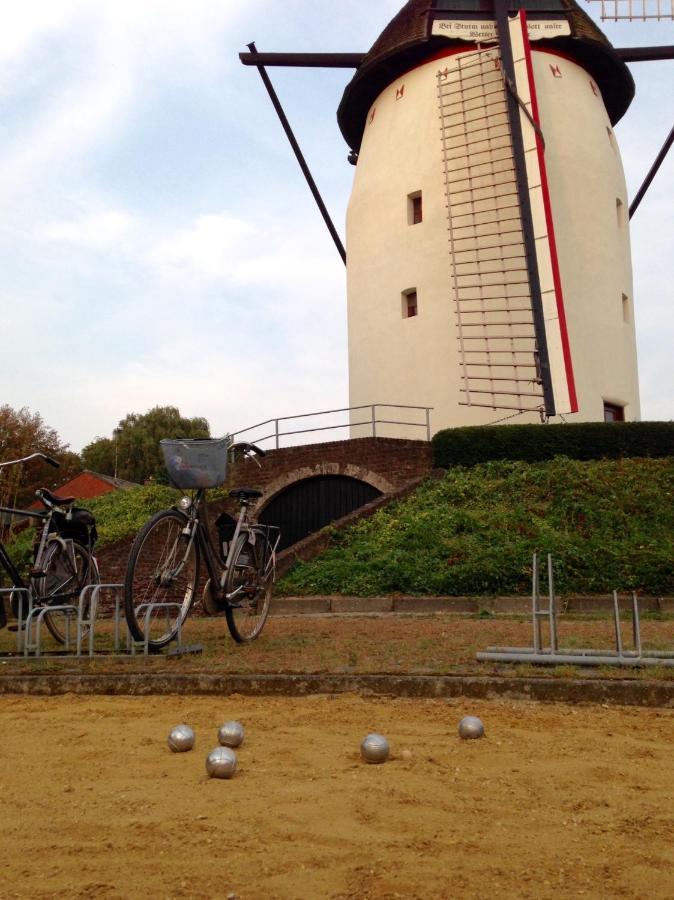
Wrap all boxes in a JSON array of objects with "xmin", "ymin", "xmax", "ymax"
[{"xmin": 178, "ymin": 496, "xmax": 192, "ymax": 511}]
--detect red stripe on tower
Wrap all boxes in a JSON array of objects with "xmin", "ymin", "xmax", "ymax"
[{"xmin": 519, "ymin": 10, "xmax": 579, "ymax": 413}]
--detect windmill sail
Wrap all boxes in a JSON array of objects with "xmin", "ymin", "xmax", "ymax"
[{"xmin": 438, "ymin": 13, "xmax": 578, "ymax": 416}]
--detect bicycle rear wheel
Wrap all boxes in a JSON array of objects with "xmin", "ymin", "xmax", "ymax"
[
  {"xmin": 40, "ymin": 540, "xmax": 99, "ymax": 645},
  {"xmin": 224, "ymin": 534, "xmax": 272, "ymax": 643},
  {"xmin": 124, "ymin": 510, "xmax": 199, "ymax": 650}
]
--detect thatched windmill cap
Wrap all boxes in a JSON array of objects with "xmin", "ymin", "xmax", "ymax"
[{"xmin": 337, "ymin": 0, "xmax": 634, "ymax": 151}]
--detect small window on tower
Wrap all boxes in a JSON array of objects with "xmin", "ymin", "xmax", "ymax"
[
  {"xmin": 616, "ymin": 198, "xmax": 624, "ymax": 228},
  {"xmin": 402, "ymin": 289, "xmax": 418, "ymax": 318},
  {"xmin": 408, "ymin": 192, "xmax": 423, "ymax": 225},
  {"xmin": 622, "ymin": 293, "xmax": 629, "ymax": 323},
  {"xmin": 604, "ymin": 402, "xmax": 625, "ymax": 423}
]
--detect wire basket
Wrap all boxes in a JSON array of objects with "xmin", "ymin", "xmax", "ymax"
[{"xmin": 160, "ymin": 438, "xmax": 229, "ymax": 489}]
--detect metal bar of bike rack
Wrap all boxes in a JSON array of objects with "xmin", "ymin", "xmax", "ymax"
[
  {"xmin": 75, "ymin": 584, "xmax": 123, "ymax": 657},
  {"xmin": 136, "ymin": 602, "xmax": 184, "ymax": 655},
  {"xmin": 0, "ymin": 587, "xmax": 32, "ymax": 653},
  {"xmin": 476, "ymin": 650, "xmax": 674, "ymax": 667},
  {"xmin": 548, "ymin": 555, "xmax": 558, "ymax": 653},
  {"xmin": 613, "ymin": 590, "xmax": 624, "ymax": 658},
  {"xmin": 477, "ymin": 553, "xmax": 674, "ymax": 668},
  {"xmin": 532, "ymin": 553, "xmax": 541, "ymax": 653},
  {"xmin": 632, "ymin": 591, "xmax": 642, "ymax": 657},
  {"xmin": 24, "ymin": 605, "xmax": 77, "ymax": 658}
]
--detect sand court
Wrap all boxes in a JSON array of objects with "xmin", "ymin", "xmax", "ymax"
[{"xmin": 0, "ymin": 693, "xmax": 672, "ymax": 899}]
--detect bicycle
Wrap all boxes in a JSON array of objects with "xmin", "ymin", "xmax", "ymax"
[
  {"xmin": 124, "ymin": 438, "xmax": 280, "ymax": 651},
  {"xmin": 0, "ymin": 452, "xmax": 100, "ymax": 644}
]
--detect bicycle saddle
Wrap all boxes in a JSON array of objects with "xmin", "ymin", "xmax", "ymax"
[
  {"xmin": 36, "ymin": 488, "xmax": 76, "ymax": 507},
  {"xmin": 229, "ymin": 488, "xmax": 263, "ymax": 500}
]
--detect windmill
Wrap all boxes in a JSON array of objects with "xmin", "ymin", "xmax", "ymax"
[{"xmin": 241, "ymin": 1, "xmax": 673, "ymax": 432}]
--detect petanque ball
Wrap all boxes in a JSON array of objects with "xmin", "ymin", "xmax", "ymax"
[
  {"xmin": 360, "ymin": 733, "xmax": 390, "ymax": 764},
  {"xmin": 218, "ymin": 721, "xmax": 244, "ymax": 748},
  {"xmin": 206, "ymin": 746, "xmax": 238, "ymax": 779},
  {"xmin": 168, "ymin": 724, "xmax": 195, "ymax": 753},
  {"xmin": 458, "ymin": 716, "xmax": 485, "ymax": 740}
]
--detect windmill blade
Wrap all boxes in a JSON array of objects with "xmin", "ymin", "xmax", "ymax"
[
  {"xmin": 438, "ymin": 8, "xmax": 578, "ymax": 418},
  {"xmin": 240, "ymin": 51, "xmax": 364, "ymax": 68},
  {"xmin": 630, "ymin": 124, "xmax": 674, "ymax": 218},
  {"xmin": 245, "ymin": 43, "xmax": 346, "ymax": 264},
  {"xmin": 615, "ymin": 45, "xmax": 674, "ymax": 62},
  {"xmin": 587, "ymin": 0, "xmax": 674, "ymax": 21}
]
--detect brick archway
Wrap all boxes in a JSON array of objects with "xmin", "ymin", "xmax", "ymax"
[{"xmin": 257, "ymin": 462, "xmax": 394, "ymax": 517}]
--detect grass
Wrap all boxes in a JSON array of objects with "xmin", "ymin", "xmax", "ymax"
[
  {"xmin": 0, "ymin": 612, "xmax": 672, "ymax": 681},
  {"xmin": 278, "ymin": 456, "xmax": 674, "ymax": 598}
]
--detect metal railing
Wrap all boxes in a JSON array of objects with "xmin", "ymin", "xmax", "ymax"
[{"xmin": 231, "ymin": 404, "xmax": 433, "ymax": 450}]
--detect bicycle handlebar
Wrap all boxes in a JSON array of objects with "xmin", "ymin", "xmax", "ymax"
[
  {"xmin": 0, "ymin": 452, "xmax": 60, "ymax": 470},
  {"xmin": 229, "ymin": 441, "xmax": 266, "ymax": 458}
]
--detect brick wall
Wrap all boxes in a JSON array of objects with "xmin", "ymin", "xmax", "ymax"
[{"xmin": 96, "ymin": 437, "xmax": 433, "ymax": 586}]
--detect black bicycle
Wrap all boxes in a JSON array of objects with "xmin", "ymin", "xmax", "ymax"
[
  {"xmin": 0, "ymin": 453, "xmax": 100, "ymax": 643},
  {"xmin": 124, "ymin": 438, "xmax": 280, "ymax": 651}
]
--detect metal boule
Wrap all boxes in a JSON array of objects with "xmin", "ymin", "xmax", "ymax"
[
  {"xmin": 168, "ymin": 724, "xmax": 195, "ymax": 753},
  {"xmin": 206, "ymin": 746, "xmax": 238, "ymax": 779},
  {"xmin": 218, "ymin": 721, "xmax": 244, "ymax": 748},
  {"xmin": 458, "ymin": 716, "xmax": 485, "ymax": 740},
  {"xmin": 360, "ymin": 733, "xmax": 390, "ymax": 764}
]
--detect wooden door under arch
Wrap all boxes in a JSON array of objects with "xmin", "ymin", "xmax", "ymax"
[{"xmin": 258, "ymin": 475, "xmax": 382, "ymax": 551}]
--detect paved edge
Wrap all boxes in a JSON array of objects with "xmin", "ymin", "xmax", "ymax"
[
  {"xmin": 0, "ymin": 673, "xmax": 672, "ymax": 708},
  {"xmin": 271, "ymin": 596, "xmax": 674, "ymax": 615}
]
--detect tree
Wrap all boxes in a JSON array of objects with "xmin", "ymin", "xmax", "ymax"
[
  {"xmin": 0, "ymin": 406, "xmax": 82, "ymax": 529},
  {"xmin": 79, "ymin": 437, "xmax": 115, "ymax": 478},
  {"xmin": 81, "ymin": 406, "xmax": 210, "ymax": 485}
]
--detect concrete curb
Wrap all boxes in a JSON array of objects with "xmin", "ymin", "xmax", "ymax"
[
  {"xmin": 270, "ymin": 595, "xmax": 674, "ymax": 616},
  {"xmin": 0, "ymin": 672, "xmax": 672, "ymax": 708},
  {"xmin": 4, "ymin": 595, "xmax": 672, "ymax": 620}
]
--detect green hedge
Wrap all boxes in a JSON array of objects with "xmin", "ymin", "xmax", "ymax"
[{"xmin": 433, "ymin": 422, "xmax": 674, "ymax": 469}]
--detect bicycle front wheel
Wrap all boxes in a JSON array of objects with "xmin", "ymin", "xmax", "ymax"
[
  {"xmin": 40, "ymin": 540, "xmax": 99, "ymax": 645},
  {"xmin": 224, "ymin": 535, "xmax": 272, "ymax": 643},
  {"xmin": 124, "ymin": 510, "xmax": 199, "ymax": 650}
]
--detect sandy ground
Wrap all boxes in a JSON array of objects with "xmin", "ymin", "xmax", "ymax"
[{"xmin": 0, "ymin": 695, "xmax": 673, "ymax": 899}]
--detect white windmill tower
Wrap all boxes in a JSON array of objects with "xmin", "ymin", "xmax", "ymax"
[
  {"xmin": 339, "ymin": 0, "xmax": 644, "ymax": 432},
  {"xmin": 242, "ymin": 1, "xmax": 672, "ymax": 434}
]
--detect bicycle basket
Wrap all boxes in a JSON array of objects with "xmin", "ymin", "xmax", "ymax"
[{"xmin": 160, "ymin": 438, "xmax": 229, "ymax": 489}]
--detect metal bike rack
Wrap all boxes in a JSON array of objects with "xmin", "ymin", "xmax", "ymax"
[
  {"xmin": 24, "ymin": 603, "xmax": 78, "ymax": 657},
  {"xmin": 132, "ymin": 602, "xmax": 187, "ymax": 656},
  {"xmin": 75, "ymin": 583, "xmax": 125, "ymax": 656},
  {"xmin": 477, "ymin": 553, "xmax": 674, "ymax": 668},
  {"xmin": 0, "ymin": 587, "xmax": 32, "ymax": 653},
  {"xmin": 5, "ymin": 584, "xmax": 202, "ymax": 660}
]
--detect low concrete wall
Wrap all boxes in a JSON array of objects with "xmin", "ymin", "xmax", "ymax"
[{"xmin": 0, "ymin": 672, "xmax": 672, "ymax": 708}]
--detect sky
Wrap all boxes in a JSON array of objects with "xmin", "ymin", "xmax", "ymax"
[{"xmin": 0, "ymin": 0, "xmax": 672, "ymax": 452}]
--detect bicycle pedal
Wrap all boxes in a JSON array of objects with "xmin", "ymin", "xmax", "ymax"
[{"xmin": 30, "ymin": 570, "xmax": 47, "ymax": 578}]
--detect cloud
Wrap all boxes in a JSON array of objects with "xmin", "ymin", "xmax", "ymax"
[
  {"xmin": 0, "ymin": 1, "xmax": 671, "ymax": 454},
  {"xmin": 146, "ymin": 214, "xmax": 259, "ymax": 282},
  {"xmin": 43, "ymin": 210, "xmax": 137, "ymax": 250},
  {"xmin": 4, "ymin": 198, "xmax": 347, "ymax": 449},
  {"xmin": 0, "ymin": 0, "xmax": 255, "ymax": 206}
]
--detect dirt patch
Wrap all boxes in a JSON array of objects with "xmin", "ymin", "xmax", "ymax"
[{"xmin": 0, "ymin": 694, "xmax": 672, "ymax": 899}]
